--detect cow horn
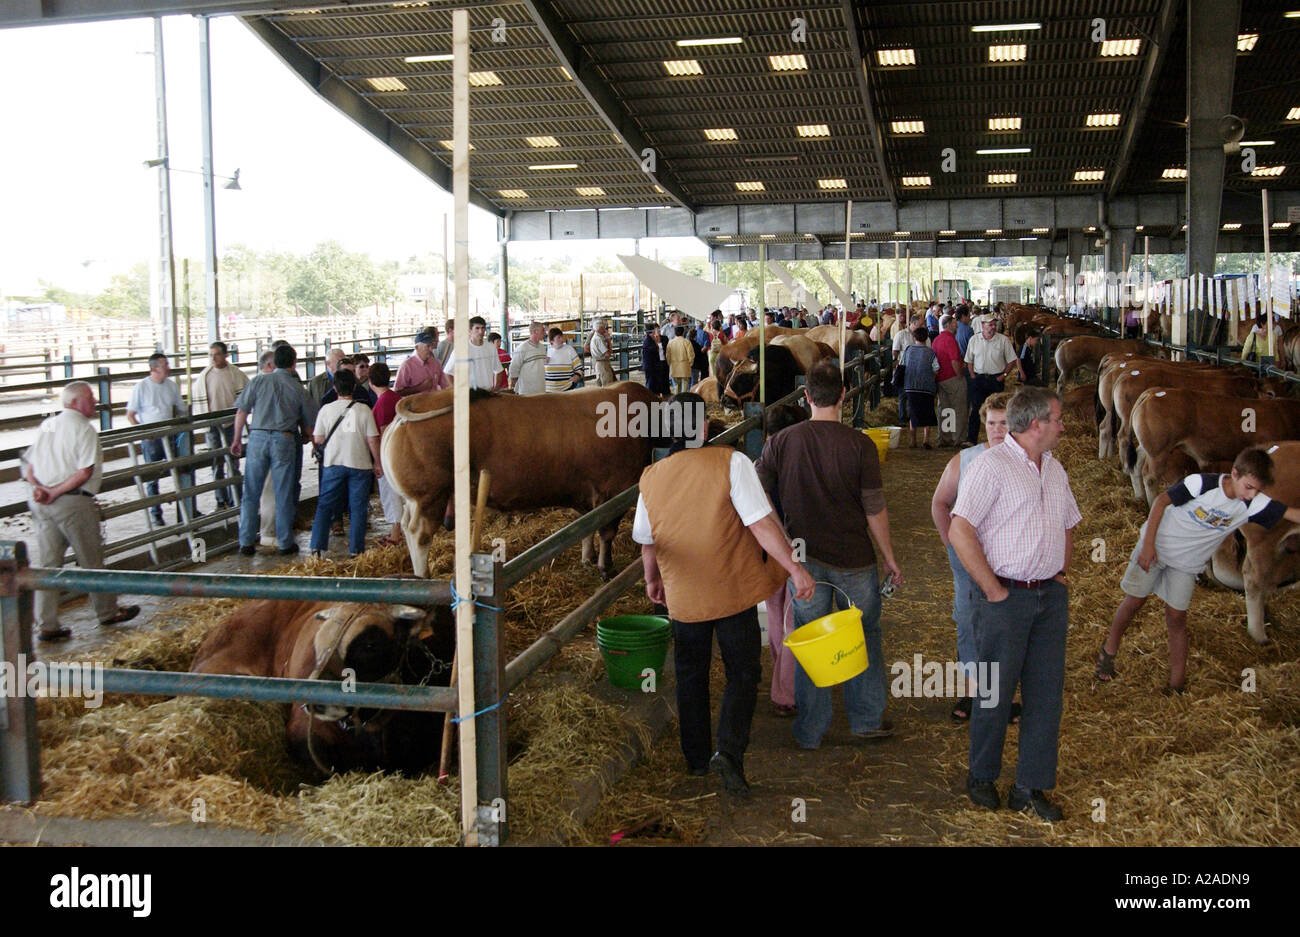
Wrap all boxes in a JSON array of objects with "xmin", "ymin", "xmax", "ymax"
[{"xmin": 390, "ymin": 605, "xmax": 425, "ymax": 621}]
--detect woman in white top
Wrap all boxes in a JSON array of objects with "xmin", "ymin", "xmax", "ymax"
[
  {"xmin": 929, "ymin": 391, "xmax": 1015, "ymax": 722},
  {"xmin": 309, "ymin": 370, "xmax": 381, "ymax": 558}
]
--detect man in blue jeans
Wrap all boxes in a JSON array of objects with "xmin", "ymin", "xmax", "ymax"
[
  {"xmin": 231, "ymin": 343, "xmax": 311, "ymax": 556},
  {"xmin": 756, "ymin": 359, "xmax": 905, "ymax": 747}
]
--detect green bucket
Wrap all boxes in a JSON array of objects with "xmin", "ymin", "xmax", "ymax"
[{"xmin": 597, "ymin": 616, "xmax": 671, "ymax": 689}]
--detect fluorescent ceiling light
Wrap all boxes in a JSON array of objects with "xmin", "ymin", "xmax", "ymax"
[
  {"xmin": 1239, "ymin": 140, "xmax": 1275, "ymax": 146},
  {"xmin": 703, "ymin": 128, "xmax": 739, "ymax": 141},
  {"xmin": 653, "ymin": 185, "xmax": 665, "ymax": 193},
  {"xmin": 939, "ymin": 230, "xmax": 956, "ymax": 236},
  {"xmin": 988, "ymin": 173, "xmax": 1017, "ymax": 184},
  {"xmin": 1074, "ymin": 169, "xmax": 1105, "ymax": 182},
  {"xmin": 1222, "ymin": 222, "xmax": 1242, "ymax": 230},
  {"xmin": 1086, "ymin": 113, "xmax": 1122, "ymax": 127},
  {"xmin": 988, "ymin": 44, "xmax": 1027, "ymax": 62},
  {"xmin": 735, "ymin": 181, "xmax": 766, "ymax": 191},
  {"xmin": 972, "ymin": 23, "xmax": 1041, "ymax": 32},
  {"xmin": 1032, "ymin": 227, "xmax": 1049, "ymax": 234},
  {"xmin": 901, "ymin": 175, "xmax": 931, "ymax": 187},
  {"xmin": 796, "ymin": 123, "xmax": 831, "ymax": 138},
  {"xmin": 1273, "ymin": 221, "xmax": 1292, "ymax": 229},
  {"xmin": 985, "ymin": 228, "xmax": 1003, "ymax": 235},
  {"xmin": 1237, "ymin": 34, "xmax": 1259, "ymax": 52},
  {"xmin": 893, "ymin": 231, "xmax": 911, "ymax": 237},
  {"xmin": 438, "ymin": 140, "xmax": 474, "ymax": 150},
  {"xmin": 876, "ymin": 48, "xmax": 916, "ymax": 67},
  {"xmin": 498, "ymin": 189, "xmax": 528, "ymax": 198},
  {"xmin": 769, "ymin": 54, "xmax": 807, "ymax": 71},
  {"xmin": 818, "ymin": 178, "xmax": 848, "ymax": 189},
  {"xmin": 716, "ymin": 235, "xmax": 731, "ymax": 240},
  {"xmin": 1136, "ymin": 225, "xmax": 1145, "ymax": 231},
  {"xmin": 529, "ymin": 163, "xmax": 578, "ymax": 170},
  {"xmin": 977, "ymin": 147, "xmax": 1031, "ymax": 155},
  {"xmin": 890, "ymin": 120, "xmax": 925, "ymax": 134},
  {"xmin": 468, "ymin": 71, "xmax": 503, "ymax": 86},
  {"xmin": 525, "ymin": 135, "xmax": 560, "ymax": 147},
  {"xmin": 366, "ymin": 76, "xmax": 407, "ymax": 92},
  {"xmin": 663, "ymin": 59, "xmax": 703, "ymax": 76},
  {"xmin": 677, "ymin": 37, "xmax": 743, "ymax": 47},
  {"xmin": 760, "ymin": 234, "xmax": 777, "ymax": 239},
  {"xmin": 1288, "ymin": 106, "xmax": 1300, "ymax": 121},
  {"xmin": 1162, "ymin": 167, "xmax": 1188, "ymax": 179},
  {"xmin": 404, "ymin": 54, "xmax": 452, "ymax": 63},
  {"xmin": 1085, "ymin": 226, "xmax": 1097, "ymax": 232},
  {"xmin": 1252, "ymin": 165, "xmax": 1286, "ymax": 177},
  {"xmin": 576, "ymin": 187, "xmax": 605, "ymax": 196},
  {"xmin": 559, "ymin": 67, "xmax": 572, "ymax": 80},
  {"xmin": 1100, "ymin": 39, "xmax": 1141, "ymax": 56},
  {"xmin": 988, "ymin": 116, "xmax": 1022, "ymax": 131}
]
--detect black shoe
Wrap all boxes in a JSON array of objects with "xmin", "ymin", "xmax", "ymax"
[
  {"xmin": 852, "ymin": 718, "xmax": 895, "ymax": 740},
  {"xmin": 150, "ymin": 512, "xmax": 165, "ymax": 526},
  {"xmin": 279, "ymin": 543, "xmax": 300, "ymax": 556},
  {"xmin": 239, "ymin": 544, "xmax": 256, "ymax": 556},
  {"xmin": 966, "ymin": 775, "xmax": 1000, "ymax": 810},
  {"xmin": 99, "ymin": 605, "xmax": 140, "ymax": 627},
  {"xmin": 688, "ymin": 767, "xmax": 708, "ymax": 777},
  {"xmin": 709, "ymin": 751, "xmax": 751, "ymax": 798},
  {"xmin": 1007, "ymin": 786, "xmax": 1064, "ymax": 821}
]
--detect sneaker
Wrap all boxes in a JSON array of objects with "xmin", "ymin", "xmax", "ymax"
[
  {"xmin": 966, "ymin": 775, "xmax": 1000, "ymax": 810},
  {"xmin": 851, "ymin": 718, "xmax": 895, "ymax": 740},
  {"xmin": 1007, "ymin": 786, "xmax": 1064, "ymax": 822},
  {"xmin": 278, "ymin": 543, "xmax": 300, "ymax": 556},
  {"xmin": 239, "ymin": 545, "xmax": 256, "ymax": 557}
]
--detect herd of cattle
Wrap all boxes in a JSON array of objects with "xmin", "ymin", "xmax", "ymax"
[{"xmin": 184, "ymin": 303, "xmax": 1300, "ymax": 773}]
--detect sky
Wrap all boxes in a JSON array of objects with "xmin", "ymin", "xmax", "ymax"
[{"xmin": 0, "ymin": 14, "xmax": 707, "ymax": 298}]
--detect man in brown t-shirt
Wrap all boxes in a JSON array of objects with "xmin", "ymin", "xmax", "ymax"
[{"xmin": 756, "ymin": 359, "xmax": 904, "ymax": 748}]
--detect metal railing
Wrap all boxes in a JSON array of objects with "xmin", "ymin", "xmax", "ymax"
[{"xmin": 0, "ymin": 347, "xmax": 880, "ymax": 846}]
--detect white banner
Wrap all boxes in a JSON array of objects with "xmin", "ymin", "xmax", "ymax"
[
  {"xmin": 1211, "ymin": 278, "xmax": 1220, "ymax": 318},
  {"xmin": 817, "ymin": 267, "xmax": 853, "ymax": 312},
  {"xmin": 1271, "ymin": 263, "xmax": 1292, "ymax": 319},
  {"xmin": 616, "ymin": 254, "xmax": 737, "ymax": 322},
  {"xmin": 1246, "ymin": 273, "xmax": 1257, "ymax": 313}
]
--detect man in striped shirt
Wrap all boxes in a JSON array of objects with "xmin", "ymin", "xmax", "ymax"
[
  {"xmin": 544, "ymin": 327, "xmax": 581, "ymax": 393},
  {"xmin": 949, "ymin": 386, "xmax": 1081, "ymax": 821}
]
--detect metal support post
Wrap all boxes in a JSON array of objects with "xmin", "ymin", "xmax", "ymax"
[
  {"xmin": 471, "ymin": 554, "xmax": 506, "ymax": 845},
  {"xmin": 199, "ymin": 15, "xmax": 221, "ymax": 343},
  {"xmin": 96, "ymin": 367, "xmax": 112, "ymax": 431},
  {"xmin": 742, "ymin": 401, "xmax": 765, "ymax": 461}
]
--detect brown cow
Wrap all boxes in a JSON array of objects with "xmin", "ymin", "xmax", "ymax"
[
  {"xmin": 192, "ymin": 599, "xmax": 453, "ymax": 773},
  {"xmin": 1063, "ymin": 383, "xmax": 1098, "ymax": 423},
  {"xmin": 1130, "ymin": 389, "xmax": 1300, "ymax": 506},
  {"xmin": 382, "ymin": 382, "xmax": 661, "ymax": 578},
  {"xmin": 1094, "ymin": 352, "xmax": 1191, "ymax": 456},
  {"xmin": 1206, "ymin": 442, "xmax": 1300, "ymax": 643},
  {"xmin": 805, "ymin": 324, "xmax": 872, "ymax": 357},
  {"xmin": 690, "ymin": 376, "xmax": 719, "ymax": 403},
  {"xmin": 1054, "ymin": 336, "xmax": 1149, "ymax": 392},
  {"xmin": 770, "ymin": 333, "xmax": 835, "ymax": 373}
]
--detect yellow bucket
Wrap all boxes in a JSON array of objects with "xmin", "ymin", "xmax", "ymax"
[
  {"xmin": 864, "ymin": 427, "xmax": 890, "ymax": 464},
  {"xmin": 784, "ymin": 602, "xmax": 868, "ymax": 688}
]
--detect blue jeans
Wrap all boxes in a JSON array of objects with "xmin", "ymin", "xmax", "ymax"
[
  {"xmin": 968, "ymin": 581, "xmax": 1068, "ymax": 791},
  {"xmin": 946, "ymin": 543, "xmax": 977, "ymax": 675},
  {"xmin": 141, "ymin": 433, "xmax": 196, "ymax": 518},
  {"xmin": 239, "ymin": 430, "xmax": 298, "ymax": 549},
  {"xmin": 310, "ymin": 465, "xmax": 372, "ymax": 555},
  {"xmin": 790, "ymin": 560, "xmax": 886, "ymax": 747}
]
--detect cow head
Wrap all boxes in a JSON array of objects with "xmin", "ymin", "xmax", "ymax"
[
  {"xmin": 311, "ymin": 603, "xmax": 428, "ymax": 684},
  {"xmin": 723, "ymin": 358, "xmax": 759, "ymax": 408}
]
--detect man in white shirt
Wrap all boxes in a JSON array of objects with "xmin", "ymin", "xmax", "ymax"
[
  {"xmin": 24, "ymin": 381, "xmax": 140, "ymax": 641},
  {"xmin": 508, "ymin": 322, "xmax": 549, "ymax": 395},
  {"xmin": 589, "ymin": 317, "xmax": 616, "ymax": 386},
  {"xmin": 444, "ymin": 315, "xmax": 503, "ymax": 390},
  {"xmin": 127, "ymin": 352, "xmax": 196, "ymax": 526},
  {"xmin": 191, "ymin": 341, "xmax": 250, "ymax": 509},
  {"xmin": 963, "ymin": 315, "xmax": 1023, "ymax": 446}
]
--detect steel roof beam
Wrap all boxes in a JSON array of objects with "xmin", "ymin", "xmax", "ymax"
[
  {"xmin": 240, "ymin": 17, "xmax": 504, "ymax": 217},
  {"xmin": 841, "ymin": 0, "xmax": 896, "ymax": 208},
  {"xmin": 517, "ymin": 0, "xmax": 695, "ymax": 213},
  {"xmin": 0, "ymin": 2, "xmax": 353, "ymax": 28},
  {"xmin": 1107, "ymin": 0, "xmax": 1179, "ymax": 199}
]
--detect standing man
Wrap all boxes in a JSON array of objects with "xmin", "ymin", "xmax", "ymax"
[
  {"xmin": 24, "ymin": 382, "xmax": 140, "ymax": 642},
  {"xmin": 435, "ymin": 320, "xmax": 455, "ymax": 368},
  {"xmin": 444, "ymin": 315, "xmax": 502, "ymax": 390},
  {"xmin": 634, "ymin": 393, "xmax": 815, "ymax": 796},
  {"xmin": 933, "ymin": 314, "xmax": 968, "ymax": 448},
  {"xmin": 666, "ymin": 326, "xmax": 694, "ymax": 394},
  {"xmin": 370, "ymin": 362, "xmax": 405, "ymax": 546},
  {"xmin": 955, "ymin": 306, "xmax": 974, "ymax": 355},
  {"xmin": 307, "ymin": 347, "xmax": 344, "ymax": 410},
  {"xmin": 949, "ymin": 387, "xmax": 1080, "ymax": 821},
  {"xmin": 641, "ymin": 323, "xmax": 669, "ymax": 394},
  {"xmin": 252, "ymin": 351, "xmax": 281, "ymax": 548},
  {"xmin": 191, "ymin": 341, "xmax": 249, "ymax": 509},
  {"xmin": 394, "ymin": 328, "xmax": 450, "ymax": 398},
  {"xmin": 544, "ymin": 328, "xmax": 582, "ymax": 392},
  {"xmin": 231, "ymin": 343, "xmax": 312, "ymax": 557},
  {"xmin": 350, "ymin": 354, "xmax": 378, "ymax": 406},
  {"xmin": 963, "ymin": 314, "xmax": 1023, "ymax": 447},
  {"xmin": 756, "ymin": 360, "xmax": 903, "ymax": 749},
  {"xmin": 127, "ymin": 352, "xmax": 196, "ymax": 526},
  {"xmin": 589, "ymin": 317, "xmax": 616, "ymax": 387},
  {"xmin": 509, "ymin": 322, "xmax": 549, "ymax": 395}
]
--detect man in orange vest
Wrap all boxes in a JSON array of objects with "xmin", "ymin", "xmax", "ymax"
[{"xmin": 633, "ymin": 393, "xmax": 815, "ymax": 796}]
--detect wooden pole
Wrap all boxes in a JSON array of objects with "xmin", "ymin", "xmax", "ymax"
[
  {"xmin": 443, "ymin": 212, "xmax": 450, "ymax": 321},
  {"xmin": 841, "ymin": 199, "xmax": 851, "ymax": 374},
  {"xmin": 451, "ymin": 8, "xmax": 478, "ymax": 846},
  {"xmin": 1263, "ymin": 188, "xmax": 1276, "ymax": 360},
  {"xmin": 906, "ymin": 248, "xmax": 912, "ymax": 308},
  {"xmin": 758, "ymin": 241, "xmax": 766, "ymax": 407},
  {"xmin": 1143, "ymin": 235, "xmax": 1151, "ymax": 337}
]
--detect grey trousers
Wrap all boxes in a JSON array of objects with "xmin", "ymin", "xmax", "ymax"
[
  {"xmin": 937, "ymin": 375, "xmax": 968, "ymax": 446},
  {"xmin": 29, "ymin": 494, "xmax": 119, "ymax": 630},
  {"xmin": 968, "ymin": 580, "xmax": 1069, "ymax": 791},
  {"xmin": 595, "ymin": 359, "xmax": 616, "ymax": 387}
]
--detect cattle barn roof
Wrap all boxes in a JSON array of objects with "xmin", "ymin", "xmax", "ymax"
[{"xmin": 5, "ymin": 1, "xmax": 1300, "ymax": 233}]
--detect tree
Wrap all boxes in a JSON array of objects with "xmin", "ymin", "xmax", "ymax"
[
  {"xmin": 95, "ymin": 263, "xmax": 151, "ymax": 318},
  {"xmin": 285, "ymin": 241, "xmax": 396, "ymax": 314}
]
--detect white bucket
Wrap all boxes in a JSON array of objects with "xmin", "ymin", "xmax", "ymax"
[{"xmin": 888, "ymin": 426, "xmax": 902, "ymax": 449}]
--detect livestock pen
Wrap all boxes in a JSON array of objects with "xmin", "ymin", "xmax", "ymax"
[{"xmin": 0, "ymin": 350, "xmax": 882, "ymax": 846}]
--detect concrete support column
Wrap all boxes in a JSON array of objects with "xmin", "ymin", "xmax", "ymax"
[{"xmin": 497, "ymin": 215, "xmax": 510, "ymax": 351}]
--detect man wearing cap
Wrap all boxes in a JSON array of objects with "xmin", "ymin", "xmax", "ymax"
[
  {"xmin": 395, "ymin": 328, "xmax": 450, "ymax": 398},
  {"xmin": 949, "ymin": 386, "xmax": 1080, "ymax": 821},
  {"xmin": 963, "ymin": 314, "xmax": 1024, "ymax": 446},
  {"xmin": 634, "ymin": 394, "xmax": 815, "ymax": 797},
  {"xmin": 24, "ymin": 381, "xmax": 141, "ymax": 642}
]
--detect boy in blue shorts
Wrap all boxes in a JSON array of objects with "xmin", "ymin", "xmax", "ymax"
[{"xmin": 1097, "ymin": 446, "xmax": 1300, "ymax": 693}]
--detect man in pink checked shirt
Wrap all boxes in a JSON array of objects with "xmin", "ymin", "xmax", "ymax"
[{"xmin": 949, "ymin": 386, "xmax": 1081, "ymax": 822}]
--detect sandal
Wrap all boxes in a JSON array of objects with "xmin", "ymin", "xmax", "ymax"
[
  {"xmin": 772, "ymin": 704, "xmax": 797, "ymax": 718},
  {"xmin": 38, "ymin": 627, "xmax": 72, "ymax": 642},
  {"xmin": 1008, "ymin": 701, "xmax": 1022, "ymax": 725},
  {"xmin": 951, "ymin": 696, "xmax": 973, "ymax": 721},
  {"xmin": 1095, "ymin": 643, "xmax": 1119, "ymax": 682}
]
